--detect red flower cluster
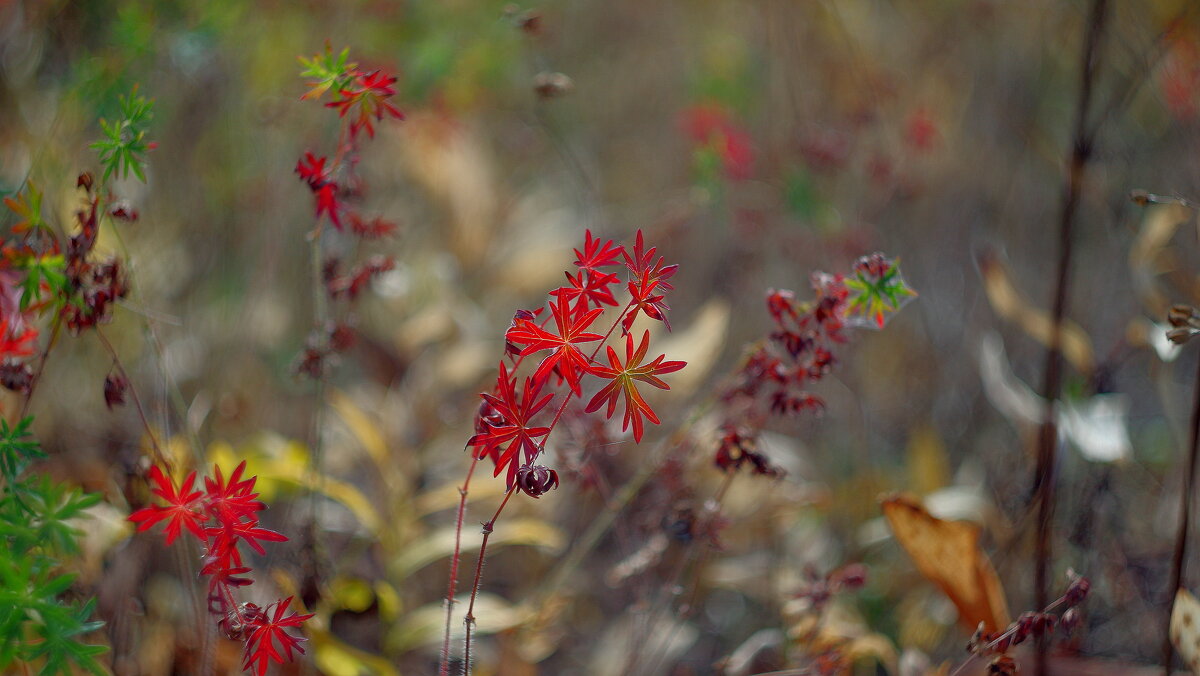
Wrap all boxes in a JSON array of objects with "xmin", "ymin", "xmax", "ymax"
[
  {"xmin": 293, "ymin": 47, "xmax": 404, "ymax": 377},
  {"xmin": 469, "ymin": 230, "xmax": 686, "ymax": 492},
  {"xmin": 681, "ymin": 103, "xmax": 755, "ymax": 180},
  {"xmin": 129, "ymin": 462, "xmax": 312, "ymax": 676},
  {"xmin": 716, "ymin": 253, "xmax": 914, "ymax": 476}
]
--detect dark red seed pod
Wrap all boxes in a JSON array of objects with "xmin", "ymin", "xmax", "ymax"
[
  {"xmin": 514, "ymin": 464, "xmax": 559, "ymax": 498},
  {"xmin": 104, "ymin": 372, "xmax": 129, "ymax": 409},
  {"xmin": 1064, "ymin": 572, "xmax": 1090, "ymax": 607},
  {"xmin": 0, "ymin": 361, "xmax": 33, "ymax": 394}
]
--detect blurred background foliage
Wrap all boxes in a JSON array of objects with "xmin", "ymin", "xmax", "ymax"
[{"xmin": 5, "ymin": 0, "xmax": 1200, "ymax": 673}]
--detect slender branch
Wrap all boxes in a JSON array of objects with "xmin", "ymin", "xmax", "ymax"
[
  {"xmin": 439, "ymin": 452, "xmax": 478, "ymax": 676},
  {"xmin": 95, "ymin": 327, "xmax": 165, "ymax": 465},
  {"xmin": 1033, "ymin": 2, "xmax": 1108, "ymax": 675},
  {"xmin": 1165, "ymin": 353, "xmax": 1200, "ymax": 673},
  {"xmin": 16, "ymin": 313, "xmax": 63, "ymax": 423},
  {"xmin": 461, "ymin": 487, "xmax": 517, "ymax": 676}
]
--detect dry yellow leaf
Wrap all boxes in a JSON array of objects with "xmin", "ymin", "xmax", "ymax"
[
  {"xmin": 881, "ymin": 494, "xmax": 1010, "ymax": 633},
  {"xmin": 1170, "ymin": 588, "xmax": 1200, "ymax": 674},
  {"xmin": 977, "ymin": 252, "xmax": 1094, "ymax": 376}
]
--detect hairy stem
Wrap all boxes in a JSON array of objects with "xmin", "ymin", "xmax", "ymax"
[
  {"xmin": 462, "ymin": 487, "xmax": 516, "ymax": 676},
  {"xmin": 1033, "ymin": 1, "xmax": 1107, "ymax": 674},
  {"xmin": 439, "ymin": 453, "xmax": 478, "ymax": 676}
]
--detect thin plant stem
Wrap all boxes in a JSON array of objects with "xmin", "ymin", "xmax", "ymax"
[
  {"xmin": 16, "ymin": 313, "xmax": 62, "ymax": 423},
  {"xmin": 439, "ymin": 452, "xmax": 478, "ymax": 676},
  {"xmin": 95, "ymin": 327, "xmax": 165, "ymax": 465},
  {"xmin": 634, "ymin": 470, "xmax": 737, "ymax": 676},
  {"xmin": 1032, "ymin": 1, "xmax": 1108, "ymax": 674},
  {"xmin": 461, "ymin": 486, "xmax": 517, "ymax": 676},
  {"xmin": 457, "ymin": 299, "xmax": 635, "ymax": 674},
  {"xmin": 1165, "ymin": 354, "xmax": 1200, "ymax": 674}
]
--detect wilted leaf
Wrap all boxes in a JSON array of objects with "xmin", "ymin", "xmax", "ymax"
[
  {"xmin": 330, "ymin": 389, "xmax": 389, "ymax": 470},
  {"xmin": 1060, "ymin": 395, "xmax": 1132, "ymax": 463},
  {"xmin": 978, "ymin": 252, "xmax": 1094, "ymax": 375},
  {"xmin": 979, "ymin": 333, "xmax": 1131, "ymax": 463},
  {"xmin": 392, "ymin": 593, "xmax": 530, "ymax": 652},
  {"xmin": 1171, "ymin": 588, "xmax": 1200, "ymax": 674},
  {"xmin": 881, "ymin": 494, "xmax": 1010, "ymax": 632},
  {"xmin": 1130, "ymin": 202, "xmax": 1191, "ymax": 317},
  {"xmin": 651, "ymin": 298, "xmax": 730, "ymax": 395},
  {"xmin": 391, "ymin": 518, "xmax": 565, "ymax": 578},
  {"xmin": 310, "ymin": 624, "xmax": 402, "ymax": 676}
]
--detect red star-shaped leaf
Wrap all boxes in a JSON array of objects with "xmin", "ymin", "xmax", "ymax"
[
  {"xmin": 128, "ymin": 465, "xmax": 206, "ymax": 545},
  {"xmin": 242, "ymin": 597, "xmax": 315, "ymax": 676},
  {"xmin": 505, "ymin": 295, "xmax": 604, "ymax": 395},
  {"xmin": 468, "ymin": 362, "xmax": 554, "ymax": 489},
  {"xmin": 585, "ymin": 330, "xmax": 685, "ymax": 442},
  {"xmin": 573, "ymin": 230, "xmax": 624, "ymax": 273}
]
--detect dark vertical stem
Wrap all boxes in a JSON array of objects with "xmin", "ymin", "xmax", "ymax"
[
  {"xmin": 1033, "ymin": 2, "xmax": 1108, "ymax": 675},
  {"xmin": 1165, "ymin": 354, "xmax": 1200, "ymax": 674}
]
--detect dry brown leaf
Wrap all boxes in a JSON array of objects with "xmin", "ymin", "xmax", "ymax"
[
  {"xmin": 977, "ymin": 252, "xmax": 1094, "ymax": 376},
  {"xmin": 1130, "ymin": 202, "xmax": 1191, "ymax": 317},
  {"xmin": 881, "ymin": 494, "xmax": 1010, "ymax": 633},
  {"xmin": 1171, "ymin": 587, "xmax": 1200, "ymax": 674}
]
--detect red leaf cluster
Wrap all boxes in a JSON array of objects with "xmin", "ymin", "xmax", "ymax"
[
  {"xmin": 469, "ymin": 229, "xmax": 686, "ymax": 490},
  {"xmin": 294, "ymin": 48, "xmax": 405, "ymax": 379},
  {"xmin": 128, "ymin": 462, "xmax": 312, "ymax": 675}
]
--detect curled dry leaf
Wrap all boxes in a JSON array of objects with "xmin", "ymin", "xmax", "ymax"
[
  {"xmin": 977, "ymin": 251, "xmax": 1094, "ymax": 376},
  {"xmin": 1171, "ymin": 588, "xmax": 1200, "ymax": 674},
  {"xmin": 881, "ymin": 494, "xmax": 1010, "ymax": 633},
  {"xmin": 1129, "ymin": 202, "xmax": 1192, "ymax": 318}
]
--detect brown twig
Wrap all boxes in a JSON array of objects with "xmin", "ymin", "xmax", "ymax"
[
  {"xmin": 1033, "ymin": 2, "xmax": 1108, "ymax": 675},
  {"xmin": 1165, "ymin": 353, "xmax": 1200, "ymax": 673}
]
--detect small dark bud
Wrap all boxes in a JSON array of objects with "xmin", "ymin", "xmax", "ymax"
[
  {"xmin": 987, "ymin": 655, "xmax": 1017, "ymax": 676},
  {"xmin": 77, "ymin": 172, "xmax": 94, "ymax": 191},
  {"xmin": 108, "ymin": 201, "xmax": 139, "ymax": 222},
  {"xmin": 831, "ymin": 563, "xmax": 867, "ymax": 590},
  {"xmin": 515, "ymin": 463, "xmax": 559, "ymax": 498},
  {"xmin": 1063, "ymin": 570, "xmax": 1090, "ymax": 607},
  {"xmin": 104, "ymin": 372, "xmax": 129, "ymax": 409},
  {"xmin": 0, "ymin": 361, "xmax": 33, "ymax": 394},
  {"xmin": 328, "ymin": 323, "xmax": 356, "ymax": 353}
]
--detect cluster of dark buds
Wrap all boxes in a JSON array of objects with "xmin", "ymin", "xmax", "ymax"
[
  {"xmin": 1167, "ymin": 304, "xmax": 1200, "ymax": 344},
  {"xmin": 715, "ymin": 253, "xmax": 914, "ymax": 475},
  {"xmin": 62, "ymin": 174, "xmax": 131, "ymax": 335},
  {"xmin": 714, "ymin": 425, "xmax": 783, "ymax": 477},
  {"xmin": 293, "ymin": 45, "xmax": 404, "ymax": 377},
  {"xmin": 966, "ymin": 569, "xmax": 1090, "ymax": 675},
  {"xmin": 128, "ymin": 462, "xmax": 312, "ymax": 675},
  {"xmin": 0, "ymin": 168, "xmax": 140, "ymax": 399},
  {"xmin": 468, "ymin": 230, "xmax": 686, "ymax": 489}
]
